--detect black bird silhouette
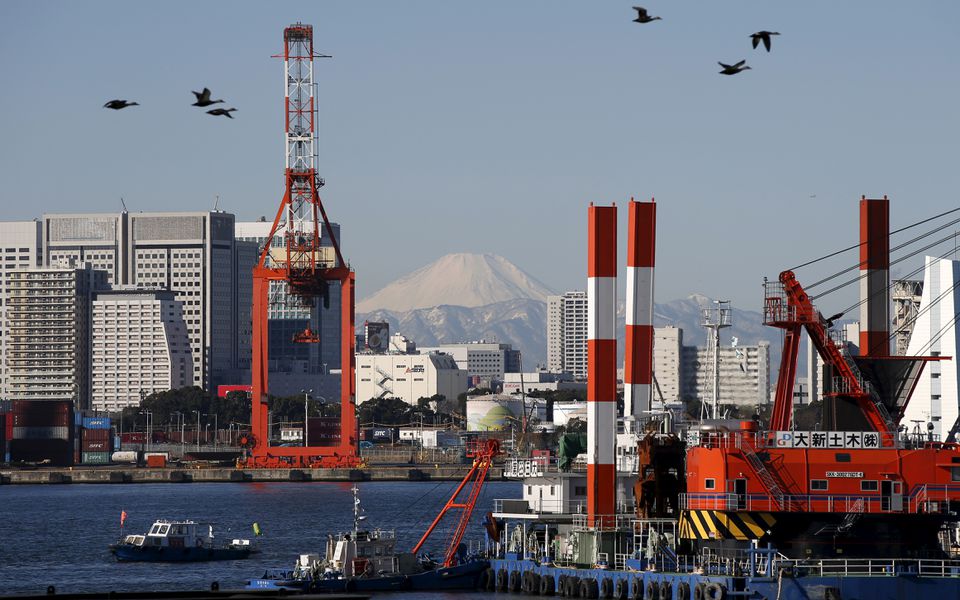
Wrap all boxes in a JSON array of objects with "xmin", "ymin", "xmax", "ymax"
[
  {"xmin": 191, "ymin": 88, "xmax": 224, "ymax": 107},
  {"xmin": 103, "ymin": 99, "xmax": 139, "ymax": 110},
  {"xmin": 632, "ymin": 6, "xmax": 662, "ymax": 23},
  {"xmin": 207, "ymin": 108, "xmax": 237, "ymax": 119},
  {"xmin": 750, "ymin": 31, "xmax": 780, "ymax": 52},
  {"xmin": 718, "ymin": 60, "xmax": 751, "ymax": 75}
]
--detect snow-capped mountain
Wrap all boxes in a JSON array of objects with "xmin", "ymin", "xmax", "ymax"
[{"xmin": 356, "ymin": 253, "xmax": 554, "ymax": 313}]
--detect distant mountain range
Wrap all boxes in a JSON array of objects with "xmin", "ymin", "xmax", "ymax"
[{"xmin": 356, "ymin": 253, "xmax": 783, "ymax": 370}]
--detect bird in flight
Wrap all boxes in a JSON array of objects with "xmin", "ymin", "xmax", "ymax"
[
  {"xmin": 632, "ymin": 6, "xmax": 662, "ymax": 24},
  {"xmin": 718, "ymin": 60, "xmax": 751, "ymax": 75},
  {"xmin": 750, "ymin": 31, "xmax": 780, "ymax": 52},
  {"xmin": 207, "ymin": 108, "xmax": 237, "ymax": 119},
  {"xmin": 103, "ymin": 99, "xmax": 139, "ymax": 110},
  {"xmin": 192, "ymin": 88, "xmax": 224, "ymax": 107}
]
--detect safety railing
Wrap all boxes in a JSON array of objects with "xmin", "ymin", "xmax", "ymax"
[
  {"xmin": 777, "ymin": 557, "xmax": 960, "ymax": 578},
  {"xmin": 492, "ymin": 498, "xmax": 588, "ymax": 515},
  {"xmin": 681, "ymin": 491, "xmax": 959, "ymax": 514}
]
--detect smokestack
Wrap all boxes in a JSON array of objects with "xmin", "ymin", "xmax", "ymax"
[
  {"xmin": 624, "ymin": 198, "xmax": 656, "ymax": 431},
  {"xmin": 859, "ymin": 196, "xmax": 890, "ymax": 356},
  {"xmin": 587, "ymin": 203, "xmax": 617, "ymax": 528}
]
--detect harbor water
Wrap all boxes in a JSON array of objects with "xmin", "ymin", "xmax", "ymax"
[{"xmin": 0, "ymin": 480, "xmax": 521, "ymax": 596}]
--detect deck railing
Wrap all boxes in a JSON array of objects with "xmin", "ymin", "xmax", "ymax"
[{"xmin": 681, "ymin": 489, "xmax": 959, "ymax": 514}]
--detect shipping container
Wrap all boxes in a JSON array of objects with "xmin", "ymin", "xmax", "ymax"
[
  {"xmin": 0, "ymin": 399, "xmax": 13, "ymax": 413},
  {"xmin": 82, "ymin": 440, "xmax": 111, "ymax": 452},
  {"xmin": 0, "ymin": 414, "xmax": 6, "ymax": 458},
  {"xmin": 114, "ymin": 435, "xmax": 122, "ymax": 451},
  {"xmin": 13, "ymin": 426, "xmax": 71, "ymax": 440},
  {"xmin": 146, "ymin": 454, "xmax": 167, "ymax": 468},
  {"xmin": 81, "ymin": 451, "xmax": 111, "ymax": 465},
  {"xmin": 75, "ymin": 411, "xmax": 84, "ymax": 426},
  {"xmin": 112, "ymin": 450, "xmax": 139, "ymax": 464},
  {"xmin": 82, "ymin": 417, "xmax": 111, "ymax": 430},
  {"xmin": 9, "ymin": 438, "xmax": 73, "ymax": 466},
  {"xmin": 81, "ymin": 428, "xmax": 111, "ymax": 442},
  {"xmin": 12, "ymin": 400, "xmax": 73, "ymax": 428},
  {"xmin": 370, "ymin": 427, "xmax": 397, "ymax": 443},
  {"xmin": 120, "ymin": 432, "xmax": 148, "ymax": 445}
]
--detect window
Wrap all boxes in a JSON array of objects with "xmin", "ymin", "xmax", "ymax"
[
  {"xmin": 704, "ymin": 478, "xmax": 716, "ymax": 490},
  {"xmin": 835, "ymin": 453, "xmax": 852, "ymax": 463},
  {"xmin": 861, "ymin": 480, "xmax": 878, "ymax": 492},
  {"xmin": 574, "ymin": 486, "xmax": 587, "ymax": 496},
  {"xmin": 811, "ymin": 480, "xmax": 828, "ymax": 491}
]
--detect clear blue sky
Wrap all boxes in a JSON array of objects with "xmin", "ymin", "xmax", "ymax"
[{"xmin": 2, "ymin": 1, "xmax": 959, "ymax": 312}]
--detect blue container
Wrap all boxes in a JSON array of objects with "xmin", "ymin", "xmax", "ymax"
[
  {"xmin": 114, "ymin": 436, "xmax": 122, "ymax": 450},
  {"xmin": 83, "ymin": 417, "xmax": 111, "ymax": 430}
]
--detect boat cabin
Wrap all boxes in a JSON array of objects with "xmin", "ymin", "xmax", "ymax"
[{"xmin": 123, "ymin": 520, "xmax": 215, "ymax": 549}]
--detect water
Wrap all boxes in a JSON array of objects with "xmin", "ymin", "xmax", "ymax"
[{"xmin": 0, "ymin": 480, "xmax": 522, "ymax": 596}]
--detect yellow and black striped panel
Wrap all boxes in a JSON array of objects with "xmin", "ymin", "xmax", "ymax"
[{"xmin": 679, "ymin": 510, "xmax": 776, "ymax": 540}]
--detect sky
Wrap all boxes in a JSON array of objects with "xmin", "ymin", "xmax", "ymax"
[{"xmin": 2, "ymin": 1, "xmax": 959, "ymax": 312}]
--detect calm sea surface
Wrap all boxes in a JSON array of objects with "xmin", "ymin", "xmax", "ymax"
[{"xmin": 0, "ymin": 480, "xmax": 523, "ymax": 597}]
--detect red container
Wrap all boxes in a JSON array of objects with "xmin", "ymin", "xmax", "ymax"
[
  {"xmin": 82, "ymin": 428, "xmax": 111, "ymax": 443},
  {"xmin": 146, "ymin": 454, "xmax": 167, "ymax": 468},
  {"xmin": 12, "ymin": 400, "xmax": 73, "ymax": 428},
  {"xmin": 82, "ymin": 440, "xmax": 111, "ymax": 452}
]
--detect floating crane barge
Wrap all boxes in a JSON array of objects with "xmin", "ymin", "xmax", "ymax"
[{"xmin": 486, "ymin": 198, "xmax": 960, "ymax": 600}]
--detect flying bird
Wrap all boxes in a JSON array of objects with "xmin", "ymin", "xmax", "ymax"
[
  {"xmin": 191, "ymin": 88, "xmax": 224, "ymax": 107},
  {"xmin": 718, "ymin": 60, "xmax": 751, "ymax": 75},
  {"xmin": 750, "ymin": 31, "xmax": 780, "ymax": 52},
  {"xmin": 103, "ymin": 99, "xmax": 139, "ymax": 110},
  {"xmin": 632, "ymin": 7, "xmax": 662, "ymax": 23},
  {"xmin": 206, "ymin": 108, "xmax": 237, "ymax": 119}
]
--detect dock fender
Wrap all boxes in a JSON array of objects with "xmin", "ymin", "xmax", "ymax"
[
  {"xmin": 509, "ymin": 569, "xmax": 522, "ymax": 592},
  {"xmin": 344, "ymin": 579, "xmax": 357, "ymax": 593},
  {"xmin": 497, "ymin": 569, "xmax": 508, "ymax": 591},
  {"xmin": 558, "ymin": 575, "xmax": 568, "ymax": 596},
  {"xmin": 614, "ymin": 578, "xmax": 628, "ymax": 600},
  {"xmin": 660, "ymin": 580, "xmax": 672, "ymax": 600},
  {"xmin": 565, "ymin": 576, "xmax": 581, "ymax": 598},
  {"xmin": 677, "ymin": 581, "xmax": 691, "ymax": 600},
  {"xmin": 824, "ymin": 587, "xmax": 841, "ymax": 600},
  {"xmin": 528, "ymin": 571, "xmax": 542, "ymax": 594},
  {"xmin": 540, "ymin": 573, "xmax": 556, "ymax": 596},
  {"xmin": 579, "ymin": 577, "xmax": 599, "ymax": 599},
  {"xmin": 693, "ymin": 582, "xmax": 705, "ymax": 600},
  {"xmin": 704, "ymin": 582, "xmax": 725, "ymax": 600},
  {"xmin": 600, "ymin": 577, "xmax": 614, "ymax": 599},
  {"xmin": 646, "ymin": 580, "xmax": 659, "ymax": 600},
  {"xmin": 477, "ymin": 568, "xmax": 490, "ymax": 590},
  {"xmin": 631, "ymin": 578, "xmax": 643, "ymax": 600}
]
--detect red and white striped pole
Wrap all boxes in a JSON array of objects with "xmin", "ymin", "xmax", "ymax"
[
  {"xmin": 624, "ymin": 198, "xmax": 656, "ymax": 432},
  {"xmin": 587, "ymin": 203, "xmax": 617, "ymax": 528},
  {"xmin": 859, "ymin": 196, "xmax": 889, "ymax": 356}
]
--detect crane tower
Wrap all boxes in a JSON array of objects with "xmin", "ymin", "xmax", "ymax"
[{"xmin": 242, "ymin": 23, "xmax": 359, "ymax": 468}]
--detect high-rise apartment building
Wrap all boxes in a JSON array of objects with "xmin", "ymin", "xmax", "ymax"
[
  {"xmin": 546, "ymin": 291, "xmax": 588, "ymax": 380},
  {"xmin": 234, "ymin": 220, "xmax": 342, "ymax": 399},
  {"xmin": 680, "ymin": 341, "xmax": 770, "ymax": 408},
  {"xmin": 417, "ymin": 341, "xmax": 521, "ymax": 385},
  {"xmin": 4, "ymin": 264, "xmax": 108, "ymax": 409},
  {"xmin": 652, "ymin": 326, "xmax": 683, "ymax": 403},
  {"xmin": 902, "ymin": 256, "xmax": 960, "ymax": 441},
  {"xmin": 42, "ymin": 211, "xmax": 256, "ymax": 390},
  {"xmin": 0, "ymin": 221, "xmax": 43, "ymax": 398},
  {"xmin": 90, "ymin": 290, "xmax": 193, "ymax": 411}
]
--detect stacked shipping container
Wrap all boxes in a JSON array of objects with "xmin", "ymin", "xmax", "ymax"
[
  {"xmin": 9, "ymin": 400, "xmax": 74, "ymax": 465},
  {"xmin": 80, "ymin": 416, "xmax": 112, "ymax": 464}
]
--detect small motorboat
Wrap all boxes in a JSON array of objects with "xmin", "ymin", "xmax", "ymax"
[{"xmin": 110, "ymin": 519, "xmax": 254, "ymax": 562}]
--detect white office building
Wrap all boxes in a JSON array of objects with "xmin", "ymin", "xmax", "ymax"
[
  {"xmin": 653, "ymin": 326, "xmax": 684, "ymax": 403},
  {"xmin": 90, "ymin": 290, "xmax": 193, "ymax": 412},
  {"xmin": 680, "ymin": 341, "xmax": 771, "ymax": 408},
  {"xmin": 356, "ymin": 352, "xmax": 467, "ymax": 405},
  {"xmin": 0, "ymin": 221, "xmax": 43, "ymax": 399},
  {"xmin": 3, "ymin": 264, "xmax": 108, "ymax": 408},
  {"xmin": 417, "ymin": 341, "xmax": 521, "ymax": 385},
  {"xmin": 902, "ymin": 256, "xmax": 960, "ymax": 441},
  {"xmin": 547, "ymin": 291, "xmax": 588, "ymax": 380},
  {"xmin": 42, "ymin": 211, "xmax": 256, "ymax": 390}
]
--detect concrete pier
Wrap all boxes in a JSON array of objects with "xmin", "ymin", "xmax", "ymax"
[{"xmin": 0, "ymin": 465, "xmax": 505, "ymax": 484}]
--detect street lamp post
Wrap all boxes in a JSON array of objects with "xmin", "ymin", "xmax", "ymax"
[
  {"xmin": 301, "ymin": 389, "xmax": 313, "ymax": 447},
  {"xmin": 192, "ymin": 410, "xmax": 200, "ymax": 452},
  {"xmin": 212, "ymin": 414, "xmax": 218, "ymax": 448},
  {"xmin": 139, "ymin": 410, "xmax": 152, "ymax": 452}
]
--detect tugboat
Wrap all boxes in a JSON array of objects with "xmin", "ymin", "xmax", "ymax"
[
  {"xmin": 247, "ymin": 440, "xmax": 499, "ymax": 592},
  {"xmin": 111, "ymin": 519, "xmax": 254, "ymax": 562}
]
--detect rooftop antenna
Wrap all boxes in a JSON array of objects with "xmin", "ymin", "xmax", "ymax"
[
  {"xmin": 120, "ymin": 197, "xmax": 128, "ymax": 213},
  {"xmin": 701, "ymin": 300, "xmax": 732, "ymax": 419},
  {"xmin": 214, "ymin": 194, "xmax": 220, "ymax": 212}
]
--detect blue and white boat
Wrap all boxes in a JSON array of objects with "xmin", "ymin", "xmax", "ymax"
[{"xmin": 111, "ymin": 519, "xmax": 254, "ymax": 562}]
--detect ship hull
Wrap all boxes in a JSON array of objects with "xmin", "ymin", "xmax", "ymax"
[
  {"xmin": 488, "ymin": 558, "xmax": 960, "ymax": 600},
  {"xmin": 111, "ymin": 544, "xmax": 251, "ymax": 562},
  {"xmin": 247, "ymin": 559, "xmax": 488, "ymax": 592}
]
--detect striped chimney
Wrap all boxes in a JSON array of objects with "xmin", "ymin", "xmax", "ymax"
[
  {"xmin": 859, "ymin": 196, "xmax": 890, "ymax": 356},
  {"xmin": 624, "ymin": 198, "xmax": 656, "ymax": 431},
  {"xmin": 587, "ymin": 203, "xmax": 617, "ymax": 528}
]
